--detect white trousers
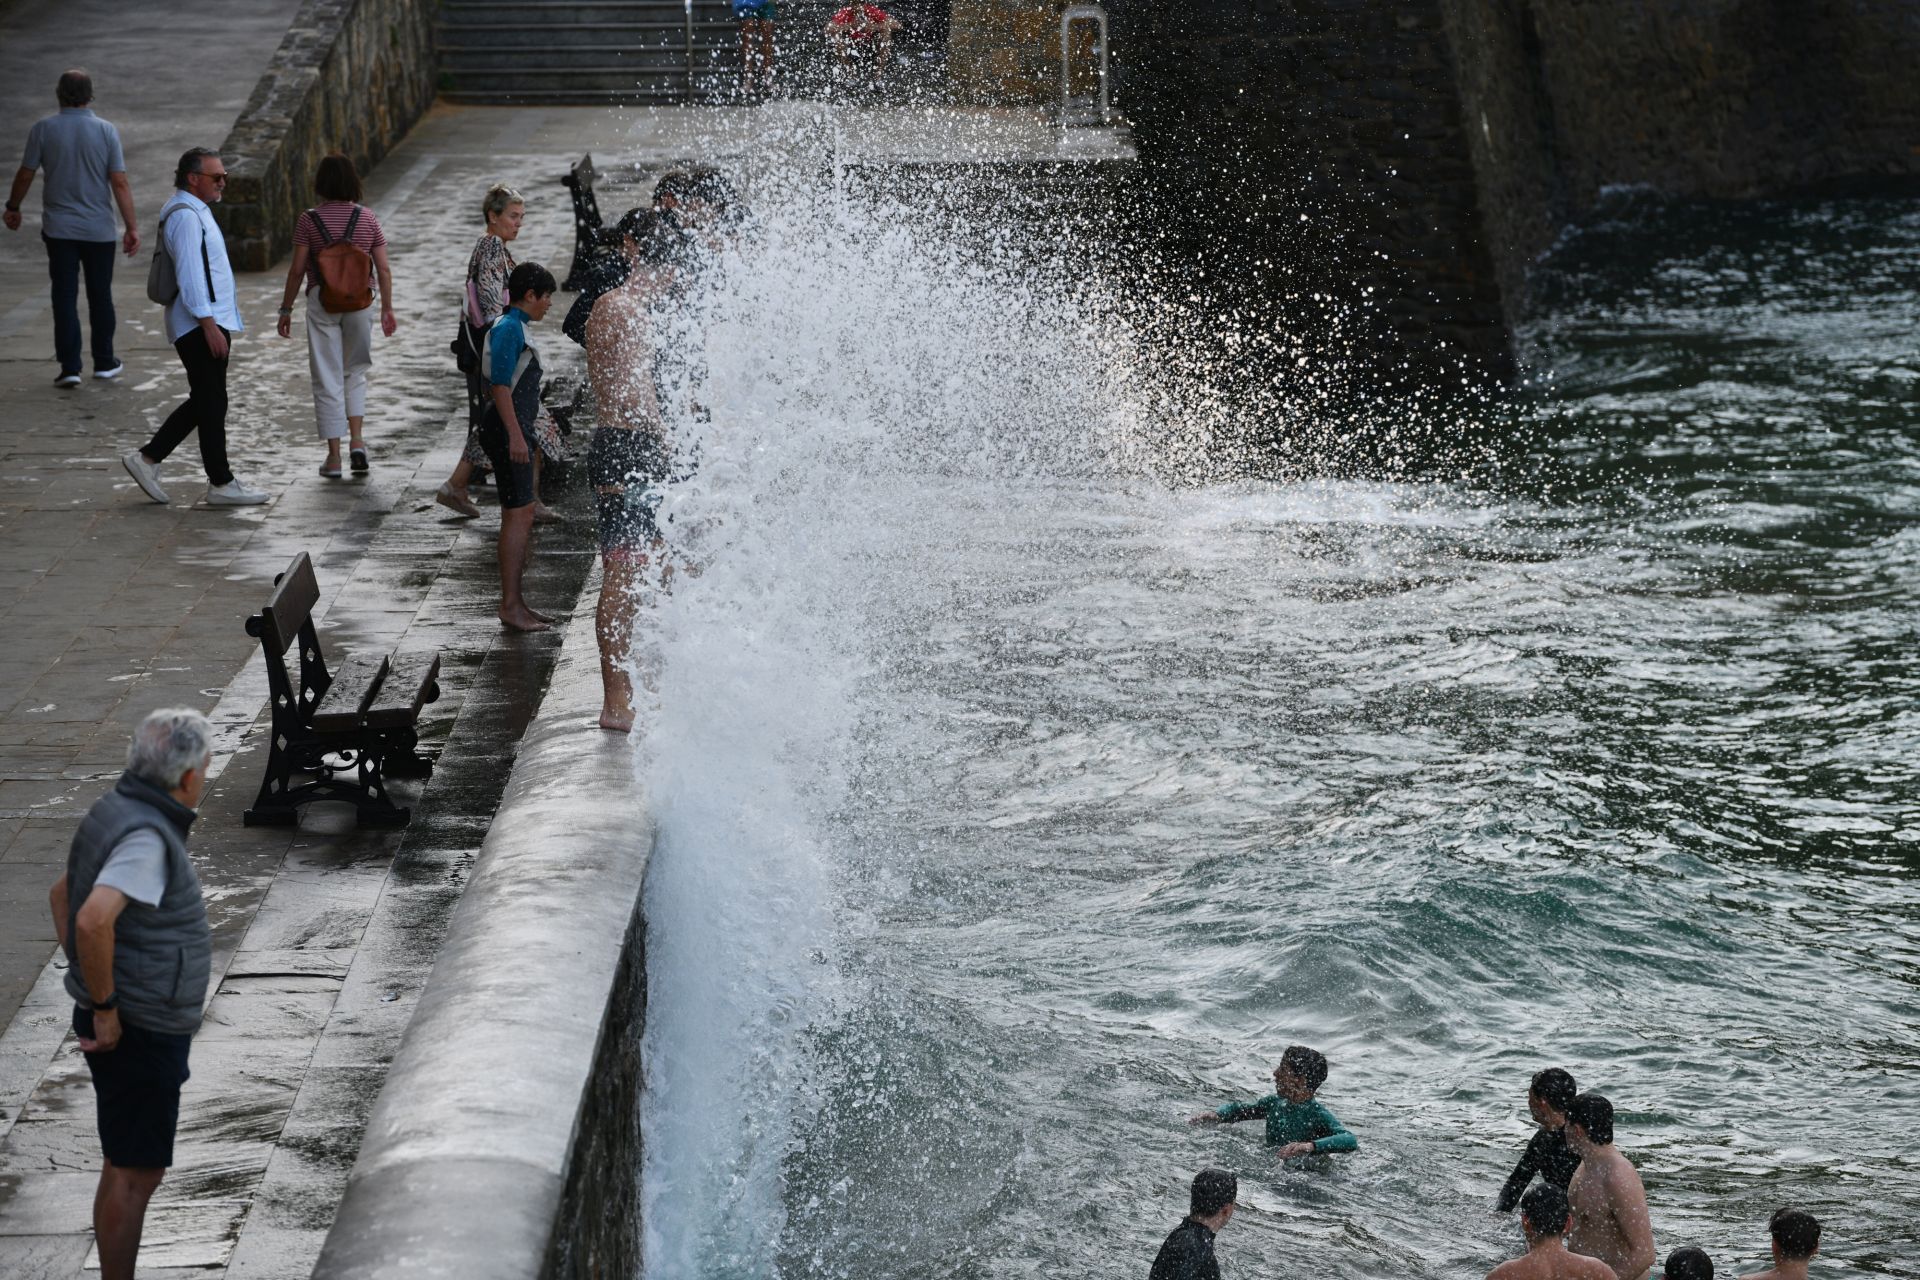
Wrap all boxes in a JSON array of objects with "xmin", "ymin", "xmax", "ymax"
[{"xmin": 306, "ymin": 290, "xmax": 373, "ymax": 440}]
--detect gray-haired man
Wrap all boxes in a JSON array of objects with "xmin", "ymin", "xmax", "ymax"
[
  {"xmin": 4, "ymin": 68, "xmax": 139, "ymax": 387},
  {"xmin": 49, "ymin": 709, "xmax": 214, "ymax": 1280}
]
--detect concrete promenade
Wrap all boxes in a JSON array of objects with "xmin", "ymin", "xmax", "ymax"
[{"xmin": 0, "ymin": 5, "xmax": 681, "ymax": 1269}]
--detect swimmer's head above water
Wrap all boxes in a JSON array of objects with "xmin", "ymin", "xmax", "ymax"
[
  {"xmin": 1662, "ymin": 1246, "xmax": 1715, "ymax": 1280},
  {"xmin": 1529, "ymin": 1066, "xmax": 1577, "ymax": 1128},
  {"xmin": 1273, "ymin": 1045, "xmax": 1329, "ymax": 1102}
]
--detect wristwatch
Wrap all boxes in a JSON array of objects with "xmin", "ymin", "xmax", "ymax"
[
  {"xmin": 4, "ymin": 202, "xmax": 19, "ymax": 213},
  {"xmin": 94, "ymin": 992, "xmax": 118, "ymax": 1012}
]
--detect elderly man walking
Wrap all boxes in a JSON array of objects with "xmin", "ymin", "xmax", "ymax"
[
  {"xmin": 3, "ymin": 68, "xmax": 140, "ymax": 387},
  {"xmin": 49, "ymin": 709, "xmax": 215, "ymax": 1280},
  {"xmin": 121, "ymin": 147, "xmax": 270, "ymax": 507}
]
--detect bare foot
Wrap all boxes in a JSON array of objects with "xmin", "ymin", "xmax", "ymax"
[
  {"xmin": 598, "ymin": 711, "xmax": 634, "ymax": 733},
  {"xmin": 532, "ymin": 502, "xmax": 563, "ymax": 524},
  {"xmin": 527, "ymin": 605, "xmax": 557, "ymax": 623},
  {"xmin": 499, "ymin": 606, "xmax": 551, "ymax": 633}
]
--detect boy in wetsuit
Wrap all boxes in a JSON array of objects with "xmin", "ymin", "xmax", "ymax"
[
  {"xmin": 1150, "ymin": 1168, "xmax": 1237, "ymax": 1280},
  {"xmin": 1188, "ymin": 1044, "xmax": 1358, "ymax": 1160},
  {"xmin": 1500, "ymin": 1067, "xmax": 1583, "ymax": 1212},
  {"xmin": 475, "ymin": 262, "xmax": 558, "ymax": 633}
]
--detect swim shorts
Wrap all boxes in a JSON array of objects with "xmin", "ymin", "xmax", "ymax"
[
  {"xmin": 474, "ymin": 409, "xmax": 538, "ymax": 511},
  {"xmin": 74, "ymin": 1007, "xmax": 193, "ymax": 1169},
  {"xmin": 588, "ymin": 427, "xmax": 672, "ymax": 561},
  {"xmin": 733, "ymin": 0, "xmax": 776, "ymax": 19}
]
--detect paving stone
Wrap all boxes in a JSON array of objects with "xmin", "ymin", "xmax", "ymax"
[{"xmin": 0, "ymin": 1233, "xmax": 92, "ymax": 1278}]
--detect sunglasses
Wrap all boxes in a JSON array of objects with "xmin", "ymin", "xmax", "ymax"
[{"xmin": 196, "ymin": 171, "xmax": 229, "ymax": 185}]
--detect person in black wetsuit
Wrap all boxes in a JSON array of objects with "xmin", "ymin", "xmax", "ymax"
[
  {"xmin": 1150, "ymin": 1168, "xmax": 1237, "ymax": 1280},
  {"xmin": 1497, "ymin": 1067, "xmax": 1582, "ymax": 1213}
]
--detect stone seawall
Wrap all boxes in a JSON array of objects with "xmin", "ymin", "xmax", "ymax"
[
  {"xmin": 1103, "ymin": 0, "xmax": 1513, "ymax": 378},
  {"xmin": 215, "ymin": 0, "xmax": 438, "ymax": 271},
  {"xmin": 953, "ymin": 1, "xmax": 1920, "ymax": 364},
  {"xmin": 312, "ymin": 598, "xmax": 654, "ymax": 1280},
  {"xmin": 1441, "ymin": 0, "xmax": 1920, "ymax": 310}
]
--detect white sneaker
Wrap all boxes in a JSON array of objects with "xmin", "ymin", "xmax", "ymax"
[
  {"xmin": 95, "ymin": 360, "xmax": 125, "ymax": 380},
  {"xmin": 206, "ymin": 479, "xmax": 270, "ymax": 506},
  {"xmin": 121, "ymin": 450, "xmax": 169, "ymax": 504}
]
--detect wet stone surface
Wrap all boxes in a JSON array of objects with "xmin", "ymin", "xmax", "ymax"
[{"xmin": 0, "ymin": 10, "xmax": 673, "ymax": 1272}]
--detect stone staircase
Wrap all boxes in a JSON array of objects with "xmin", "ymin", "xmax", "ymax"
[{"xmin": 436, "ymin": 0, "xmax": 738, "ymax": 104}]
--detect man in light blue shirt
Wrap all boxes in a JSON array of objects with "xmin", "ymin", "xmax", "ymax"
[
  {"xmin": 120, "ymin": 148, "xmax": 269, "ymax": 508},
  {"xmin": 3, "ymin": 69, "xmax": 140, "ymax": 387}
]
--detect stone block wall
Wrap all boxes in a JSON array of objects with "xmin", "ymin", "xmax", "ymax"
[
  {"xmin": 1105, "ymin": 0, "xmax": 1513, "ymax": 377},
  {"xmin": 215, "ymin": 0, "xmax": 438, "ymax": 271},
  {"xmin": 1442, "ymin": 0, "xmax": 1920, "ymax": 306},
  {"xmin": 542, "ymin": 914, "xmax": 646, "ymax": 1280}
]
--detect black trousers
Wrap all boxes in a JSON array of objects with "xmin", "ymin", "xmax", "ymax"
[
  {"xmin": 44, "ymin": 236, "xmax": 116, "ymax": 375},
  {"xmin": 144, "ymin": 326, "xmax": 234, "ymax": 486}
]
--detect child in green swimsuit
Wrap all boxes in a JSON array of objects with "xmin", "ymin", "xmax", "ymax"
[{"xmin": 1188, "ymin": 1044, "xmax": 1358, "ymax": 1159}]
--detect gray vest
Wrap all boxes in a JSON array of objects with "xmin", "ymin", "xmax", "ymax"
[{"xmin": 63, "ymin": 772, "xmax": 212, "ymax": 1035}]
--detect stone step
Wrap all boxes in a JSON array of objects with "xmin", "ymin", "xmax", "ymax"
[
  {"xmin": 440, "ymin": 0, "xmax": 733, "ymax": 25},
  {"xmin": 437, "ymin": 0, "xmax": 738, "ymax": 103},
  {"xmin": 441, "ymin": 47, "xmax": 731, "ymax": 72}
]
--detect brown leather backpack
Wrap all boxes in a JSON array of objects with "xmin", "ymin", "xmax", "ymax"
[{"xmin": 311, "ymin": 205, "xmax": 373, "ymax": 313}]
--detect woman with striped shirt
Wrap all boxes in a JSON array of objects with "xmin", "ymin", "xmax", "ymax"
[{"xmin": 275, "ymin": 153, "xmax": 396, "ymax": 478}]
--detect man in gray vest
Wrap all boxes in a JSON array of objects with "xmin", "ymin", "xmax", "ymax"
[
  {"xmin": 49, "ymin": 708, "xmax": 214, "ymax": 1280},
  {"xmin": 3, "ymin": 68, "xmax": 140, "ymax": 386}
]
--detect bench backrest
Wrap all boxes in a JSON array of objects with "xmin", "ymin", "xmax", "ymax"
[{"xmin": 253, "ymin": 553, "xmax": 320, "ymax": 656}]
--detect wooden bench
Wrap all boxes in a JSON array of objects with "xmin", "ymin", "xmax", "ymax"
[
  {"xmin": 242, "ymin": 553, "xmax": 441, "ymax": 828},
  {"xmin": 559, "ymin": 153, "xmax": 603, "ymax": 292}
]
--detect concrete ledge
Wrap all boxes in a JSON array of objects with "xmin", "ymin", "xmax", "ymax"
[
  {"xmin": 314, "ymin": 584, "xmax": 652, "ymax": 1280},
  {"xmin": 216, "ymin": 0, "xmax": 439, "ymax": 270}
]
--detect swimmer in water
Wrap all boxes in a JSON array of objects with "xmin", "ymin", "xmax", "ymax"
[
  {"xmin": 1188, "ymin": 1044, "xmax": 1357, "ymax": 1160},
  {"xmin": 1565, "ymin": 1094, "xmax": 1657, "ymax": 1280},
  {"xmin": 1660, "ymin": 1246, "xmax": 1714, "ymax": 1280},
  {"xmin": 1740, "ymin": 1208, "xmax": 1820, "ymax": 1280},
  {"xmin": 1487, "ymin": 1185, "xmax": 1617, "ymax": 1280},
  {"xmin": 1499, "ymin": 1068, "xmax": 1583, "ymax": 1212},
  {"xmin": 1149, "ymin": 1168, "xmax": 1237, "ymax": 1280}
]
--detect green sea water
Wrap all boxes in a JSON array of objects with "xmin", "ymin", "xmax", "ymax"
[{"xmin": 638, "ymin": 189, "xmax": 1920, "ymax": 1279}]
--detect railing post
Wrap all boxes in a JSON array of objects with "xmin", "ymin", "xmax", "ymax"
[
  {"xmin": 1060, "ymin": 4, "xmax": 1112, "ymax": 128},
  {"xmin": 685, "ymin": 0, "xmax": 696, "ymax": 101}
]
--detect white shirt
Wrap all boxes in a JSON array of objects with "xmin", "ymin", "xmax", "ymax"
[{"xmin": 159, "ymin": 189, "xmax": 244, "ymax": 344}]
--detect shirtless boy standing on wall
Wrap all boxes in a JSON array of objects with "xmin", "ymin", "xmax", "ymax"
[{"xmin": 1566, "ymin": 1094, "xmax": 1657, "ymax": 1280}]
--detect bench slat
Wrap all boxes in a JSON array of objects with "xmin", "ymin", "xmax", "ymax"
[
  {"xmin": 365, "ymin": 652, "xmax": 441, "ymax": 729},
  {"xmin": 258, "ymin": 553, "xmax": 321, "ymax": 656},
  {"xmin": 310, "ymin": 655, "xmax": 389, "ymax": 732}
]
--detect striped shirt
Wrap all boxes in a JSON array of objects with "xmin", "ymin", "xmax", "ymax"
[{"xmin": 294, "ymin": 201, "xmax": 387, "ymax": 294}]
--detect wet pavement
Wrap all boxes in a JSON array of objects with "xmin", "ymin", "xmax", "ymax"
[
  {"xmin": 0, "ymin": 30, "xmax": 644, "ymax": 1273},
  {"xmin": 0, "ymin": 16, "xmax": 1135, "ymax": 1262}
]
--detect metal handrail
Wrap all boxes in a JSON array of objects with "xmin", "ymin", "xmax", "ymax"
[{"xmin": 1060, "ymin": 4, "xmax": 1112, "ymax": 127}]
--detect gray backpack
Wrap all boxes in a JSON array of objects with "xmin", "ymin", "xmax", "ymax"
[{"xmin": 146, "ymin": 205, "xmax": 215, "ymax": 306}]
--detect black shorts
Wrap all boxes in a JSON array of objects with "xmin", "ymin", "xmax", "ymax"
[
  {"xmin": 475, "ymin": 409, "xmax": 537, "ymax": 510},
  {"xmin": 588, "ymin": 428, "xmax": 673, "ymax": 560},
  {"xmin": 74, "ymin": 1007, "xmax": 192, "ymax": 1169}
]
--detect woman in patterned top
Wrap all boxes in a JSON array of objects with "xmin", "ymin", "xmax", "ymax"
[
  {"xmin": 435, "ymin": 183, "xmax": 567, "ymax": 521},
  {"xmin": 274, "ymin": 153, "xmax": 396, "ymax": 478}
]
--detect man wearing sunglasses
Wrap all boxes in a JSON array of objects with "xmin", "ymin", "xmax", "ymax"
[{"xmin": 121, "ymin": 148, "xmax": 269, "ymax": 507}]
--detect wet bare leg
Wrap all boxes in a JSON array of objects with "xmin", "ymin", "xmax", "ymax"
[
  {"xmin": 596, "ymin": 555, "xmax": 641, "ymax": 731},
  {"xmin": 497, "ymin": 506, "xmax": 547, "ymax": 631},
  {"xmin": 95, "ymin": 1161, "xmax": 164, "ymax": 1280}
]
